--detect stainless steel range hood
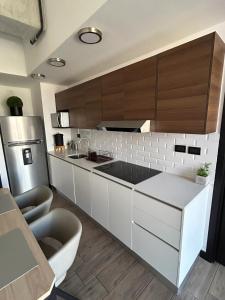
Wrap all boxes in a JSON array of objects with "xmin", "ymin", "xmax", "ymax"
[{"xmin": 96, "ymin": 120, "xmax": 151, "ymax": 133}]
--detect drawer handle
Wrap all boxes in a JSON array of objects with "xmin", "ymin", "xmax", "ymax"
[
  {"xmin": 134, "ymin": 190, "xmax": 182, "ymax": 211},
  {"xmin": 133, "ymin": 221, "xmax": 179, "ymax": 252}
]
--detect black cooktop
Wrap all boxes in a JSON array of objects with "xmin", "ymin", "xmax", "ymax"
[{"xmin": 94, "ymin": 160, "xmax": 161, "ymax": 185}]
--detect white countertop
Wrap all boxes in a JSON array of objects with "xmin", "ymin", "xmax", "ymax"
[
  {"xmin": 48, "ymin": 151, "xmax": 208, "ymax": 210},
  {"xmin": 135, "ymin": 172, "xmax": 207, "ymax": 210},
  {"xmin": 48, "ymin": 150, "xmax": 107, "ymax": 171}
]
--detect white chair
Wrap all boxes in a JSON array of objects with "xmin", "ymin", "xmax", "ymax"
[
  {"xmin": 15, "ymin": 185, "xmax": 53, "ymax": 224},
  {"xmin": 29, "ymin": 208, "xmax": 82, "ymax": 299}
]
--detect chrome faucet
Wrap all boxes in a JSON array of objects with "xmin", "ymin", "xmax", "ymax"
[{"xmin": 75, "ymin": 134, "xmax": 89, "ymax": 154}]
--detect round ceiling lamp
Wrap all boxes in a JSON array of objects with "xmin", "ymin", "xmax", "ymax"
[
  {"xmin": 31, "ymin": 73, "xmax": 46, "ymax": 79},
  {"xmin": 78, "ymin": 27, "xmax": 102, "ymax": 44},
  {"xmin": 47, "ymin": 57, "xmax": 66, "ymax": 67}
]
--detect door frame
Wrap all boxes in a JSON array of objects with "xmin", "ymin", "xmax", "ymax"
[{"xmin": 202, "ymin": 94, "xmax": 225, "ymax": 262}]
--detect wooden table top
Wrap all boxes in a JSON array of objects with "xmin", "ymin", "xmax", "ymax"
[{"xmin": 0, "ymin": 189, "xmax": 55, "ymax": 300}]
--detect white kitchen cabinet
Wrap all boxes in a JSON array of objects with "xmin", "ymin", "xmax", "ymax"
[
  {"xmin": 48, "ymin": 153, "xmax": 209, "ymax": 290},
  {"xmin": 48, "ymin": 155, "xmax": 60, "ymax": 188},
  {"xmin": 90, "ymin": 173, "xmax": 109, "ymax": 229},
  {"xmin": 132, "ymin": 187, "xmax": 208, "ymax": 288},
  {"xmin": 108, "ymin": 181, "xmax": 132, "ymax": 248},
  {"xmin": 133, "ymin": 191, "xmax": 181, "ymax": 249},
  {"xmin": 74, "ymin": 166, "xmax": 91, "ymax": 215},
  {"xmin": 48, "ymin": 155, "xmax": 75, "ymax": 202},
  {"xmin": 133, "ymin": 222, "xmax": 179, "ymax": 285}
]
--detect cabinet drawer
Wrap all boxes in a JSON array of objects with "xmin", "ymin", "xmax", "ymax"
[
  {"xmin": 133, "ymin": 191, "xmax": 181, "ymax": 249},
  {"xmin": 132, "ymin": 223, "xmax": 179, "ymax": 285}
]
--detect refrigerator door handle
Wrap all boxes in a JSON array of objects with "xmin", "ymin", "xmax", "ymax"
[{"xmin": 7, "ymin": 140, "xmax": 43, "ymax": 147}]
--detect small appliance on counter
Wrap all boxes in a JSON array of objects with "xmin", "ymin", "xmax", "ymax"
[
  {"xmin": 54, "ymin": 133, "xmax": 65, "ymax": 153},
  {"xmin": 87, "ymin": 150, "xmax": 113, "ymax": 163},
  {"xmin": 51, "ymin": 112, "xmax": 69, "ymax": 128}
]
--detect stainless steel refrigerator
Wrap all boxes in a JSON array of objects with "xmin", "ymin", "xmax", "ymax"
[{"xmin": 0, "ymin": 116, "xmax": 49, "ymax": 196}]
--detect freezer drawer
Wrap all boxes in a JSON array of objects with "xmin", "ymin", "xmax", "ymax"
[
  {"xmin": 0, "ymin": 116, "xmax": 44, "ymax": 143},
  {"xmin": 4, "ymin": 141, "xmax": 48, "ymax": 195}
]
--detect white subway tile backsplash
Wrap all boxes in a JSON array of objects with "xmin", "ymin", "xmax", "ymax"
[
  {"xmin": 131, "ymin": 144, "xmax": 144, "ymax": 151},
  {"xmin": 144, "ymin": 146, "xmax": 158, "ymax": 154},
  {"xmin": 176, "ymin": 138, "xmax": 196, "ymax": 146},
  {"xmin": 74, "ymin": 129, "xmax": 219, "ymax": 180},
  {"xmin": 144, "ymin": 157, "xmax": 158, "ymax": 164},
  {"xmin": 150, "ymin": 162, "xmax": 165, "ymax": 172},
  {"xmin": 165, "ymin": 153, "xmax": 183, "ymax": 164},
  {"xmin": 150, "ymin": 152, "xmax": 165, "ymax": 160}
]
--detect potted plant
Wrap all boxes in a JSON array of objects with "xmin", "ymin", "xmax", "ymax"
[
  {"xmin": 196, "ymin": 163, "xmax": 211, "ymax": 185},
  {"xmin": 6, "ymin": 96, "xmax": 23, "ymax": 116}
]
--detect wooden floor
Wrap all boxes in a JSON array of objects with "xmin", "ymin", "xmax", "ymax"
[{"xmin": 51, "ymin": 192, "xmax": 225, "ymax": 300}]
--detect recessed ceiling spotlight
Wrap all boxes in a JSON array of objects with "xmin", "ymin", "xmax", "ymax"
[
  {"xmin": 47, "ymin": 57, "xmax": 66, "ymax": 67},
  {"xmin": 31, "ymin": 73, "xmax": 46, "ymax": 79},
  {"xmin": 78, "ymin": 27, "xmax": 102, "ymax": 44}
]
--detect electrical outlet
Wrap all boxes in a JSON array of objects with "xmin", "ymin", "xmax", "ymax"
[
  {"xmin": 188, "ymin": 146, "xmax": 201, "ymax": 155},
  {"xmin": 174, "ymin": 145, "xmax": 186, "ymax": 153}
]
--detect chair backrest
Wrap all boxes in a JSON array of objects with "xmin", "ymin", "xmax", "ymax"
[
  {"xmin": 30, "ymin": 208, "xmax": 82, "ymax": 286},
  {"xmin": 32, "ymin": 186, "xmax": 53, "ymax": 205},
  {"xmin": 16, "ymin": 186, "xmax": 53, "ymax": 224}
]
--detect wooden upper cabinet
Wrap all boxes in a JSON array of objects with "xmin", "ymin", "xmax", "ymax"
[
  {"xmin": 56, "ymin": 79, "xmax": 102, "ymax": 129},
  {"xmin": 83, "ymin": 78, "xmax": 102, "ymax": 128},
  {"xmin": 55, "ymin": 87, "xmax": 77, "ymax": 111},
  {"xmin": 68, "ymin": 84, "xmax": 86, "ymax": 128},
  {"xmin": 156, "ymin": 32, "xmax": 225, "ymax": 134},
  {"xmin": 101, "ymin": 58, "xmax": 157, "ymax": 121},
  {"xmin": 55, "ymin": 32, "xmax": 224, "ymax": 133},
  {"xmin": 101, "ymin": 69, "xmax": 124, "ymax": 121},
  {"xmin": 123, "ymin": 57, "xmax": 157, "ymax": 120}
]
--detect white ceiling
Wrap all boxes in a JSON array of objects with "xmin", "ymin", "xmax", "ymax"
[{"xmin": 32, "ymin": 0, "xmax": 225, "ymax": 85}]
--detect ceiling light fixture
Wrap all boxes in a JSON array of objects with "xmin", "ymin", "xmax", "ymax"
[
  {"xmin": 78, "ymin": 27, "xmax": 102, "ymax": 44},
  {"xmin": 31, "ymin": 73, "xmax": 46, "ymax": 80},
  {"xmin": 47, "ymin": 57, "xmax": 66, "ymax": 67}
]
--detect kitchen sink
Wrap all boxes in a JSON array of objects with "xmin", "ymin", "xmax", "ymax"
[{"xmin": 68, "ymin": 154, "xmax": 87, "ymax": 159}]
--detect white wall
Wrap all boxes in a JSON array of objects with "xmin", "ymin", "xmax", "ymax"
[
  {"xmin": 0, "ymin": 32, "xmax": 26, "ymax": 76},
  {"xmin": 40, "ymin": 82, "xmax": 71, "ymax": 150},
  {"xmin": 30, "ymin": 82, "xmax": 43, "ymax": 117},
  {"xmin": 24, "ymin": 0, "xmax": 107, "ymax": 73},
  {"xmin": 0, "ymin": 85, "xmax": 33, "ymax": 116}
]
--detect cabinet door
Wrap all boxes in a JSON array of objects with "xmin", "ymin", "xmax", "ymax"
[
  {"xmin": 124, "ymin": 57, "xmax": 157, "ymax": 120},
  {"xmin": 156, "ymin": 34, "xmax": 213, "ymax": 133},
  {"xmin": 74, "ymin": 166, "xmax": 91, "ymax": 215},
  {"xmin": 84, "ymin": 78, "xmax": 102, "ymax": 128},
  {"xmin": 101, "ymin": 69, "xmax": 124, "ymax": 120},
  {"xmin": 55, "ymin": 87, "xmax": 76, "ymax": 111},
  {"xmin": 48, "ymin": 155, "xmax": 61, "ymax": 189},
  {"xmin": 58, "ymin": 160, "xmax": 75, "ymax": 202},
  {"xmin": 69, "ymin": 84, "xmax": 86, "ymax": 128},
  {"xmin": 108, "ymin": 181, "xmax": 132, "ymax": 248},
  {"xmin": 48, "ymin": 155, "xmax": 75, "ymax": 202},
  {"xmin": 90, "ymin": 174, "xmax": 109, "ymax": 229}
]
